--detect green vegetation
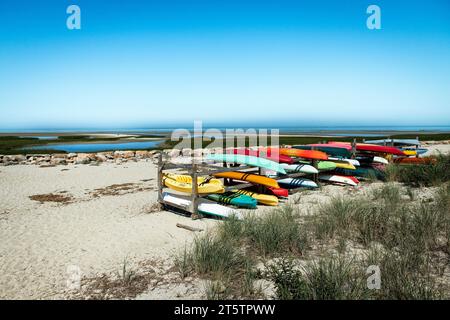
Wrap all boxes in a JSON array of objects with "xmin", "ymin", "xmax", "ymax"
[
  {"xmin": 175, "ymin": 181, "xmax": 450, "ymax": 300},
  {"xmin": 386, "ymin": 153, "xmax": 450, "ymax": 187}
]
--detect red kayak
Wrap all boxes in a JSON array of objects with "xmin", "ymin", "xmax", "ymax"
[
  {"xmin": 228, "ymin": 148, "xmax": 294, "ymax": 164},
  {"xmin": 263, "ymin": 147, "xmax": 328, "ymax": 161},
  {"xmin": 327, "ymin": 142, "xmax": 406, "ymax": 156},
  {"xmin": 267, "ymin": 187, "xmax": 289, "ymax": 197}
]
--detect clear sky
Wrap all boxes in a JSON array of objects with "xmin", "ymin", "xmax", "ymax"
[{"xmin": 0, "ymin": 0, "xmax": 449, "ymax": 129}]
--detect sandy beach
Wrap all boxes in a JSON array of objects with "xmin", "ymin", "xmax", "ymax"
[{"xmin": 1, "ymin": 143, "xmax": 449, "ymax": 300}]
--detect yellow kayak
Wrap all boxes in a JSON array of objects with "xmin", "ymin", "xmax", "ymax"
[
  {"xmin": 231, "ymin": 189, "xmax": 279, "ymax": 206},
  {"xmin": 213, "ymin": 171, "xmax": 280, "ymax": 188},
  {"xmin": 332, "ymin": 161, "xmax": 356, "ymax": 170},
  {"xmin": 163, "ymin": 173, "xmax": 224, "ymax": 194},
  {"xmin": 403, "ymin": 150, "xmax": 417, "ymax": 156}
]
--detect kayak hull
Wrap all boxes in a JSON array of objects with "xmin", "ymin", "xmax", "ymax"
[
  {"xmin": 278, "ymin": 177, "xmax": 318, "ymax": 189},
  {"xmin": 207, "ymin": 154, "xmax": 286, "ymax": 174},
  {"xmin": 162, "ymin": 192, "xmax": 241, "ymax": 219},
  {"xmin": 213, "ymin": 171, "xmax": 280, "ymax": 188},
  {"xmin": 163, "ymin": 174, "xmax": 224, "ymax": 194}
]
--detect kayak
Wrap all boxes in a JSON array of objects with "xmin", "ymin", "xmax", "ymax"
[
  {"xmin": 267, "ymin": 187, "xmax": 289, "ymax": 197},
  {"xmin": 162, "ymin": 192, "xmax": 242, "ymax": 219},
  {"xmin": 402, "ymin": 150, "xmax": 417, "ymax": 156},
  {"xmin": 228, "ymin": 148, "xmax": 294, "ymax": 164},
  {"xmin": 298, "ymin": 160, "xmax": 337, "ymax": 171},
  {"xmin": 356, "ymin": 156, "xmax": 389, "ymax": 165},
  {"xmin": 364, "ymin": 138, "xmax": 420, "ymax": 146},
  {"xmin": 263, "ymin": 147, "xmax": 328, "ymax": 161},
  {"xmin": 401, "ymin": 147, "xmax": 428, "ymax": 155},
  {"xmin": 319, "ymin": 174, "xmax": 359, "ymax": 187},
  {"xmin": 163, "ymin": 173, "xmax": 225, "ymax": 194},
  {"xmin": 329, "ymin": 160, "xmax": 356, "ymax": 170},
  {"xmin": 328, "ymin": 157, "xmax": 360, "ymax": 167},
  {"xmin": 294, "ymin": 145, "xmax": 352, "ymax": 158},
  {"xmin": 327, "ymin": 142, "xmax": 406, "ymax": 156},
  {"xmin": 207, "ymin": 193, "xmax": 257, "ymax": 209},
  {"xmin": 280, "ymin": 163, "xmax": 319, "ymax": 174},
  {"xmin": 231, "ymin": 189, "xmax": 279, "ymax": 206},
  {"xmin": 278, "ymin": 177, "xmax": 318, "ymax": 189},
  {"xmin": 334, "ymin": 167, "xmax": 385, "ymax": 180},
  {"xmin": 213, "ymin": 171, "xmax": 280, "ymax": 188},
  {"xmin": 206, "ymin": 154, "xmax": 286, "ymax": 174}
]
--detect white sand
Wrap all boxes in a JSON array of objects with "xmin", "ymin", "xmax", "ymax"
[{"xmin": 0, "ymin": 161, "xmax": 216, "ymax": 299}]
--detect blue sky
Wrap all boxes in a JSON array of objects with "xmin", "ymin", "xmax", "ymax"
[{"xmin": 0, "ymin": 0, "xmax": 449, "ymax": 129}]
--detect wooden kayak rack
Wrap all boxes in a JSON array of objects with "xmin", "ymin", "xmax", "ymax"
[{"xmin": 156, "ymin": 150, "xmax": 323, "ymax": 219}]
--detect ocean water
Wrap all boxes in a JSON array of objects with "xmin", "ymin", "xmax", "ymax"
[
  {"xmin": 3, "ymin": 125, "xmax": 450, "ymax": 135},
  {"xmin": 25, "ymin": 140, "xmax": 164, "ymax": 153}
]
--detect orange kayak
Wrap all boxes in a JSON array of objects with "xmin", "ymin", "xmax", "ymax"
[
  {"xmin": 394, "ymin": 157, "xmax": 436, "ymax": 165},
  {"xmin": 213, "ymin": 171, "xmax": 280, "ymax": 188},
  {"xmin": 263, "ymin": 147, "xmax": 328, "ymax": 161}
]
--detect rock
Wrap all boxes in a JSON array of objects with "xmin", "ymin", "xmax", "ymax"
[
  {"xmin": 52, "ymin": 153, "xmax": 67, "ymax": 159},
  {"xmin": 98, "ymin": 151, "xmax": 114, "ymax": 159},
  {"xmin": 95, "ymin": 154, "xmax": 108, "ymax": 162},
  {"xmin": 122, "ymin": 150, "xmax": 135, "ymax": 158},
  {"xmin": 12, "ymin": 155, "xmax": 27, "ymax": 162},
  {"xmin": 51, "ymin": 158, "xmax": 66, "ymax": 165},
  {"xmin": 76, "ymin": 153, "xmax": 96, "ymax": 163},
  {"xmin": 135, "ymin": 150, "xmax": 150, "ymax": 158},
  {"xmin": 114, "ymin": 159, "xmax": 122, "ymax": 164},
  {"xmin": 67, "ymin": 153, "xmax": 77, "ymax": 158},
  {"xmin": 36, "ymin": 156, "xmax": 51, "ymax": 163},
  {"xmin": 113, "ymin": 151, "xmax": 124, "ymax": 159}
]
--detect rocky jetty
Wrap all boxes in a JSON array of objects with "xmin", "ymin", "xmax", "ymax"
[{"xmin": 0, "ymin": 150, "xmax": 160, "ymax": 166}]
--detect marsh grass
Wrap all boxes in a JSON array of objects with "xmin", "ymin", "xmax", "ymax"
[
  {"xmin": 365, "ymin": 247, "xmax": 442, "ymax": 299},
  {"xmin": 174, "ymin": 180, "xmax": 450, "ymax": 300},
  {"xmin": 265, "ymin": 256, "xmax": 369, "ymax": 300}
]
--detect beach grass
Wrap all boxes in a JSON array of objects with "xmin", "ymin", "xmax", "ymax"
[{"xmin": 176, "ymin": 178, "xmax": 450, "ymax": 299}]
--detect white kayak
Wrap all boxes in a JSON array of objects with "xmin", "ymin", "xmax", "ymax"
[
  {"xmin": 277, "ymin": 177, "xmax": 318, "ymax": 189},
  {"xmin": 372, "ymin": 156, "xmax": 389, "ymax": 165},
  {"xmin": 162, "ymin": 192, "xmax": 242, "ymax": 219},
  {"xmin": 364, "ymin": 138, "xmax": 420, "ymax": 146},
  {"xmin": 319, "ymin": 174, "xmax": 359, "ymax": 187},
  {"xmin": 280, "ymin": 163, "xmax": 319, "ymax": 174},
  {"xmin": 328, "ymin": 157, "xmax": 360, "ymax": 167}
]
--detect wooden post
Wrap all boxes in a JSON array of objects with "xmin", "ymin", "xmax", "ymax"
[
  {"xmin": 157, "ymin": 152, "xmax": 163, "ymax": 204},
  {"xmin": 416, "ymin": 136, "xmax": 420, "ymax": 158},
  {"xmin": 312, "ymin": 159, "xmax": 319, "ymax": 183},
  {"xmin": 190, "ymin": 163, "xmax": 199, "ymax": 219},
  {"xmin": 351, "ymin": 138, "xmax": 357, "ymax": 159}
]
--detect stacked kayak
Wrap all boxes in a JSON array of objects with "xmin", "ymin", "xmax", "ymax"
[
  {"xmin": 207, "ymin": 193, "xmax": 257, "ymax": 209},
  {"xmin": 232, "ymin": 189, "xmax": 279, "ymax": 206},
  {"xmin": 162, "ymin": 138, "xmax": 436, "ymax": 219},
  {"xmin": 278, "ymin": 178, "xmax": 318, "ymax": 189},
  {"xmin": 207, "ymin": 154, "xmax": 286, "ymax": 174},
  {"xmin": 228, "ymin": 148, "xmax": 294, "ymax": 164},
  {"xmin": 163, "ymin": 173, "xmax": 225, "ymax": 194},
  {"xmin": 213, "ymin": 171, "xmax": 280, "ymax": 188}
]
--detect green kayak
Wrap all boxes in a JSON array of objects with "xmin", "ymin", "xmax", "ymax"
[
  {"xmin": 207, "ymin": 193, "xmax": 257, "ymax": 209},
  {"xmin": 298, "ymin": 160, "xmax": 337, "ymax": 171},
  {"xmin": 206, "ymin": 154, "xmax": 286, "ymax": 174}
]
